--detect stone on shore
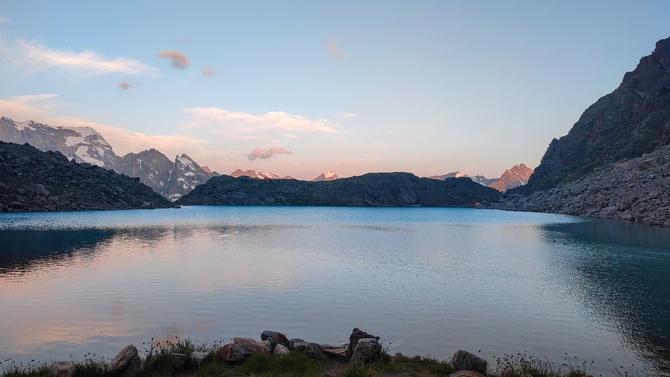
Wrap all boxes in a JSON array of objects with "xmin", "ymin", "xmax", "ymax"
[
  {"xmin": 49, "ymin": 361, "xmax": 74, "ymax": 377},
  {"xmin": 350, "ymin": 338, "xmax": 382, "ymax": 365},
  {"xmin": 449, "ymin": 371, "xmax": 486, "ymax": 377},
  {"xmin": 217, "ymin": 337, "xmax": 270, "ymax": 362},
  {"xmin": 261, "ymin": 330, "xmax": 290, "ymax": 350},
  {"xmin": 291, "ymin": 340, "xmax": 323, "ymax": 358},
  {"xmin": 273, "ymin": 344, "xmax": 291, "ymax": 356},
  {"xmin": 451, "ymin": 350, "xmax": 487, "ymax": 374},
  {"xmin": 348, "ymin": 328, "xmax": 380, "ymax": 358},
  {"xmin": 106, "ymin": 345, "xmax": 141, "ymax": 377}
]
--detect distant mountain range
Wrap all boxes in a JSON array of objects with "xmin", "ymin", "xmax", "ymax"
[
  {"xmin": 229, "ymin": 169, "xmax": 295, "ymax": 180},
  {"xmin": 177, "ymin": 172, "xmax": 501, "ymax": 207},
  {"xmin": 0, "ymin": 117, "xmax": 217, "ymax": 201},
  {"xmin": 427, "ymin": 164, "xmax": 533, "ymax": 192}
]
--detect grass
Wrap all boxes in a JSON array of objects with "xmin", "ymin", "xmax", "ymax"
[
  {"xmin": 0, "ymin": 360, "xmax": 49, "ymax": 377},
  {"xmin": 236, "ymin": 351, "xmax": 325, "ymax": 377},
  {"xmin": 489, "ymin": 352, "xmax": 594, "ymax": 377}
]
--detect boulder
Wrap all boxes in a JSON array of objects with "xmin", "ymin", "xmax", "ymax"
[
  {"xmin": 348, "ymin": 328, "xmax": 380, "ymax": 358},
  {"xmin": 322, "ymin": 345, "xmax": 348, "ymax": 361},
  {"xmin": 292, "ymin": 340, "xmax": 323, "ymax": 358},
  {"xmin": 261, "ymin": 330, "xmax": 290, "ymax": 350},
  {"xmin": 106, "ymin": 345, "xmax": 140, "ymax": 376},
  {"xmin": 189, "ymin": 351, "xmax": 209, "ymax": 366},
  {"xmin": 449, "ymin": 371, "xmax": 486, "ymax": 377},
  {"xmin": 451, "ymin": 350, "xmax": 487, "ymax": 374},
  {"xmin": 289, "ymin": 338, "xmax": 305, "ymax": 349},
  {"xmin": 350, "ymin": 338, "xmax": 382, "ymax": 365},
  {"xmin": 273, "ymin": 344, "xmax": 291, "ymax": 356},
  {"xmin": 217, "ymin": 337, "xmax": 270, "ymax": 362}
]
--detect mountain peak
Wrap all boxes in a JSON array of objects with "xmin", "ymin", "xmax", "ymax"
[{"xmin": 311, "ymin": 171, "xmax": 339, "ymax": 182}]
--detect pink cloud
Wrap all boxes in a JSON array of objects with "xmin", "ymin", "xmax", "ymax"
[
  {"xmin": 6, "ymin": 39, "xmax": 159, "ymax": 76},
  {"xmin": 327, "ymin": 37, "xmax": 341, "ymax": 59},
  {"xmin": 248, "ymin": 147, "xmax": 293, "ymax": 161},
  {"xmin": 158, "ymin": 50, "xmax": 190, "ymax": 69},
  {"xmin": 118, "ymin": 81, "xmax": 132, "ymax": 90},
  {"xmin": 202, "ymin": 67, "xmax": 215, "ymax": 77}
]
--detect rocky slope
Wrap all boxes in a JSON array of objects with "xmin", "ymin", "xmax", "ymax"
[
  {"xmin": 116, "ymin": 148, "xmax": 174, "ymax": 194},
  {"xmin": 0, "ymin": 141, "xmax": 177, "ymax": 212},
  {"xmin": 161, "ymin": 154, "xmax": 216, "ymax": 201},
  {"xmin": 499, "ymin": 145, "xmax": 670, "ymax": 226},
  {"xmin": 489, "ymin": 163, "xmax": 534, "ymax": 192},
  {"xmin": 177, "ymin": 172, "xmax": 501, "ymax": 207},
  {"xmin": 520, "ymin": 37, "xmax": 670, "ymax": 193},
  {"xmin": 311, "ymin": 171, "xmax": 339, "ymax": 182}
]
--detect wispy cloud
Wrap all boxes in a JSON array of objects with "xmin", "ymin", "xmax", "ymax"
[
  {"xmin": 202, "ymin": 67, "xmax": 215, "ymax": 77},
  {"xmin": 327, "ymin": 36, "xmax": 342, "ymax": 59},
  {"xmin": 0, "ymin": 17, "xmax": 9, "ymax": 24},
  {"xmin": 337, "ymin": 112, "xmax": 357, "ymax": 118},
  {"xmin": 158, "ymin": 50, "xmax": 190, "ymax": 69},
  {"xmin": 4, "ymin": 39, "xmax": 160, "ymax": 76},
  {"xmin": 248, "ymin": 147, "xmax": 293, "ymax": 161},
  {"xmin": 118, "ymin": 81, "xmax": 132, "ymax": 90},
  {"xmin": 183, "ymin": 107, "xmax": 339, "ymax": 138}
]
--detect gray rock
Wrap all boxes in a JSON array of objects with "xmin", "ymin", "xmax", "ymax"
[
  {"xmin": 449, "ymin": 371, "xmax": 486, "ymax": 377},
  {"xmin": 273, "ymin": 344, "xmax": 290, "ymax": 356},
  {"xmin": 217, "ymin": 338, "xmax": 270, "ymax": 362},
  {"xmin": 106, "ymin": 344, "xmax": 139, "ymax": 376},
  {"xmin": 189, "ymin": 351, "xmax": 209, "ymax": 366},
  {"xmin": 261, "ymin": 330, "xmax": 290, "ymax": 350},
  {"xmin": 348, "ymin": 328, "xmax": 380, "ymax": 359},
  {"xmin": 292, "ymin": 340, "xmax": 322, "ymax": 358},
  {"xmin": 451, "ymin": 350, "xmax": 487, "ymax": 374},
  {"xmin": 289, "ymin": 338, "xmax": 305, "ymax": 350},
  {"xmin": 350, "ymin": 338, "xmax": 382, "ymax": 365}
]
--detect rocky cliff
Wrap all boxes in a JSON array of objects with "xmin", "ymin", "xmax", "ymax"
[
  {"xmin": 500, "ymin": 145, "xmax": 670, "ymax": 226},
  {"xmin": 0, "ymin": 141, "xmax": 177, "ymax": 212},
  {"xmin": 161, "ymin": 154, "xmax": 216, "ymax": 201},
  {"xmin": 177, "ymin": 172, "xmax": 501, "ymax": 207},
  {"xmin": 521, "ymin": 37, "xmax": 670, "ymax": 193}
]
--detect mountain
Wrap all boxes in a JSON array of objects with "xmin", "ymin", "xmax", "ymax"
[
  {"xmin": 427, "ymin": 171, "xmax": 468, "ymax": 180},
  {"xmin": 469, "ymin": 175, "xmax": 498, "ymax": 186},
  {"xmin": 0, "ymin": 117, "xmax": 119, "ymax": 169},
  {"xmin": 116, "ymin": 149, "xmax": 173, "ymax": 193},
  {"xmin": 176, "ymin": 172, "xmax": 501, "ymax": 207},
  {"xmin": 161, "ymin": 154, "xmax": 216, "ymax": 201},
  {"xmin": 489, "ymin": 163, "xmax": 534, "ymax": 192},
  {"xmin": 0, "ymin": 117, "xmax": 216, "ymax": 201},
  {"xmin": 0, "ymin": 141, "xmax": 176, "ymax": 212},
  {"xmin": 519, "ymin": 36, "xmax": 670, "ymax": 193},
  {"xmin": 311, "ymin": 171, "xmax": 339, "ymax": 182},
  {"xmin": 230, "ymin": 169, "xmax": 293, "ymax": 180}
]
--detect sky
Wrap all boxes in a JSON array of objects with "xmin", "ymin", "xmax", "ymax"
[{"xmin": 0, "ymin": 1, "xmax": 668, "ymax": 180}]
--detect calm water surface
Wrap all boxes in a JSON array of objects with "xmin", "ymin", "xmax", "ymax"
[{"xmin": 1, "ymin": 207, "xmax": 669, "ymax": 375}]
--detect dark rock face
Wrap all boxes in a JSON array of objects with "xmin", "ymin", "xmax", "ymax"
[
  {"xmin": 0, "ymin": 141, "xmax": 177, "ymax": 212},
  {"xmin": 106, "ymin": 345, "xmax": 141, "ymax": 377},
  {"xmin": 177, "ymin": 172, "xmax": 501, "ymax": 207},
  {"xmin": 451, "ymin": 350, "xmax": 487, "ymax": 374},
  {"xmin": 521, "ymin": 37, "xmax": 670, "ymax": 193},
  {"xmin": 261, "ymin": 330, "xmax": 290, "ymax": 350},
  {"xmin": 348, "ymin": 328, "xmax": 380, "ymax": 359},
  {"xmin": 350, "ymin": 338, "xmax": 382, "ymax": 365}
]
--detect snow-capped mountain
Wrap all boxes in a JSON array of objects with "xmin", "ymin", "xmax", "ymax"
[
  {"xmin": 0, "ymin": 116, "xmax": 120, "ymax": 169},
  {"xmin": 311, "ymin": 171, "xmax": 339, "ymax": 182},
  {"xmin": 0, "ymin": 117, "xmax": 216, "ymax": 201},
  {"xmin": 229, "ymin": 169, "xmax": 293, "ymax": 180},
  {"xmin": 162, "ymin": 154, "xmax": 216, "ymax": 201},
  {"xmin": 426, "ymin": 171, "xmax": 468, "ymax": 180}
]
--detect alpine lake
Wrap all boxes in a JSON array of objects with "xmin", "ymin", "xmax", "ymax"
[{"xmin": 1, "ymin": 206, "xmax": 669, "ymax": 376}]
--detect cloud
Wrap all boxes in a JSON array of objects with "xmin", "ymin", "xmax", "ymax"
[
  {"xmin": 337, "ymin": 112, "xmax": 357, "ymax": 118},
  {"xmin": 183, "ymin": 107, "xmax": 339, "ymax": 137},
  {"xmin": 4, "ymin": 39, "xmax": 160, "ymax": 76},
  {"xmin": 158, "ymin": 50, "xmax": 190, "ymax": 69},
  {"xmin": 0, "ymin": 17, "xmax": 9, "ymax": 24},
  {"xmin": 202, "ymin": 67, "xmax": 215, "ymax": 77},
  {"xmin": 118, "ymin": 81, "xmax": 132, "ymax": 90},
  {"xmin": 248, "ymin": 147, "xmax": 293, "ymax": 161},
  {"xmin": 327, "ymin": 37, "xmax": 341, "ymax": 59}
]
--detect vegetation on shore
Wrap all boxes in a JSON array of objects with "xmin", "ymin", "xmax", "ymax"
[{"xmin": 0, "ymin": 337, "xmax": 644, "ymax": 377}]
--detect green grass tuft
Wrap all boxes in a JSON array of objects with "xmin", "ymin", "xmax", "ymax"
[{"xmin": 236, "ymin": 351, "xmax": 325, "ymax": 377}]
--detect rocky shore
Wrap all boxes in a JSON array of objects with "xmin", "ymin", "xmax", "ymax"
[
  {"xmin": 23, "ymin": 329, "xmax": 493, "ymax": 377},
  {"xmin": 496, "ymin": 144, "xmax": 670, "ymax": 227}
]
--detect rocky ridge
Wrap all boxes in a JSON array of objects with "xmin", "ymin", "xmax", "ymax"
[
  {"xmin": 499, "ymin": 144, "xmax": 670, "ymax": 226},
  {"xmin": 489, "ymin": 163, "xmax": 534, "ymax": 192},
  {"xmin": 177, "ymin": 172, "xmax": 501, "ymax": 207},
  {"xmin": 521, "ymin": 37, "xmax": 670, "ymax": 193},
  {"xmin": 0, "ymin": 141, "xmax": 177, "ymax": 212}
]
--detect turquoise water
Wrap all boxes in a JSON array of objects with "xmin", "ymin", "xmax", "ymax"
[{"xmin": 0, "ymin": 207, "xmax": 669, "ymax": 375}]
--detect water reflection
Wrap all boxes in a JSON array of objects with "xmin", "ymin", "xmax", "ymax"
[
  {"xmin": 0, "ymin": 229, "xmax": 115, "ymax": 273},
  {"xmin": 542, "ymin": 219, "xmax": 670, "ymax": 374}
]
